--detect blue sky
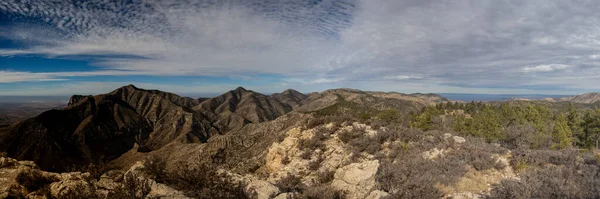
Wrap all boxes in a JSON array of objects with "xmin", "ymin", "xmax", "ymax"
[{"xmin": 1, "ymin": 0, "xmax": 600, "ymax": 96}]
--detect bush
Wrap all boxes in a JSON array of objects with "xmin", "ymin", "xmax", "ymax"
[
  {"xmin": 6, "ymin": 184, "xmax": 26, "ymax": 199},
  {"xmin": 276, "ymin": 173, "xmax": 304, "ymax": 193},
  {"xmin": 16, "ymin": 168, "xmax": 59, "ymax": 193},
  {"xmin": 315, "ymin": 170, "xmax": 335, "ymax": 184},
  {"xmin": 377, "ymin": 110, "xmax": 400, "ymax": 123},
  {"xmin": 297, "ymin": 185, "xmax": 346, "ymax": 199},
  {"xmin": 108, "ymin": 172, "xmax": 151, "ymax": 199},
  {"xmin": 489, "ymin": 165, "xmax": 600, "ymax": 199},
  {"xmin": 299, "ymin": 132, "xmax": 326, "ymax": 151},
  {"xmin": 165, "ymin": 162, "xmax": 247, "ymax": 198},
  {"xmin": 144, "ymin": 155, "xmax": 167, "ymax": 182},
  {"xmin": 59, "ymin": 180, "xmax": 102, "ymax": 199},
  {"xmin": 308, "ymin": 156, "xmax": 323, "ymax": 171},
  {"xmin": 299, "ymin": 150, "xmax": 312, "ymax": 160},
  {"xmin": 510, "ymin": 149, "xmax": 579, "ymax": 170},
  {"xmin": 377, "ymin": 152, "xmax": 466, "ymax": 199}
]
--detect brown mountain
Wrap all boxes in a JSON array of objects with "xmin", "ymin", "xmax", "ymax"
[
  {"xmin": 560, "ymin": 92, "xmax": 600, "ymax": 104},
  {"xmin": 0, "ymin": 85, "xmax": 216, "ymax": 171},
  {"xmin": 0, "ymin": 85, "xmax": 448, "ymax": 172},
  {"xmin": 0, "ymin": 94, "xmax": 152, "ymax": 171},
  {"xmin": 193, "ymin": 87, "xmax": 293, "ymax": 131},
  {"xmin": 271, "ymin": 89, "xmax": 308, "ymax": 108},
  {"xmin": 296, "ymin": 88, "xmax": 449, "ymax": 112}
]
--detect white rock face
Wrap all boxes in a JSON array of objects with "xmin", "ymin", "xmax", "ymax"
[
  {"xmin": 331, "ymin": 160, "xmax": 379, "ymax": 199},
  {"xmin": 246, "ymin": 179, "xmax": 280, "ymax": 199},
  {"xmin": 453, "ymin": 136, "xmax": 466, "ymax": 144},
  {"xmin": 422, "ymin": 148, "xmax": 447, "ymax": 160},
  {"xmin": 366, "ymin": 190, "xmax": 390, "ymax": 199},
  {"xmin": 274, "ymin": 192, "xmax": 293, "ymax": 199}
]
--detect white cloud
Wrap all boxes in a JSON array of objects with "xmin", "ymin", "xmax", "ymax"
[
  {"xmin": 384, "ymin": 75, "xmax": 424, "ymax": 80},
  {"xmin": 523, "ymin": 64, "xmax": 572, "ymax": 73},
  {"xmin": 3, "ymin": 0, "xmax": 600, "ymax": 93}
]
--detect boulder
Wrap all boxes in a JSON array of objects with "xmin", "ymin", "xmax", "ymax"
[
  {"xmin": 366, "ymin": 190, "xmax": 390, "ymax": 199},
  {"xmin": 0, "ymin": 157, "xmax": 16, "ymax": 168},
  {"xmin": 331, "ymin": 160, "xmax": 379, "ymax": 199},
  {"xmin": 246, "ymin": 179, "xmax": 280, "ymax": 199},
  {"xmin": 422, "ymin": 148, "xmax": 447, "ymax": 160}
]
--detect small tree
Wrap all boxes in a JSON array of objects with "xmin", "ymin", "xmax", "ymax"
[{"xmin": 551, "ymin": 114, "xmax": 572, "ymax": 149}]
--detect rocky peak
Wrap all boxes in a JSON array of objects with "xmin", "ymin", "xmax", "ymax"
[
  {"xmin": 272, "ymin": 89, "xmax": 308, "ymax": 108},
  {"xmin": 67, "ymin": 95, "xmax": 93, "ymax": 106}
]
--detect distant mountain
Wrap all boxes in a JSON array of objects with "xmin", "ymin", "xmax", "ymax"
[
  {"xmin": 271, "ymin": 89, "xmax": 308, "ymax": 108},
  {"xmin": 193, "ymin": 87, "xmax": 293, "ymax": 131},
  {"xmin": 297, "ymin": 88, "xmax": 448, "ymax": 113},
  {"xmin": 560, "ymin": 92, "xmax": 600, "ymax": 104},
  {"xmin": 439, "ymin": 93, "xmax": 570, "ymax": 102}
]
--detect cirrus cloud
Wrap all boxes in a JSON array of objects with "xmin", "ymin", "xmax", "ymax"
[{"xmin": 2, "ymin": 0, "xmax": 600, "ymax": 94}]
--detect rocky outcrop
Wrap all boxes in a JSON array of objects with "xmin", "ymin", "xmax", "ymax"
[
  {"xmin": 0, "ymin": 156, "xmax": 187, "ymax": 199},
  {"xmin": 331, "ymin": 160, "xmax": 380, "ymax": 199}
]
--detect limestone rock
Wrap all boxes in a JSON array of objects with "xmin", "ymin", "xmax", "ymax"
[
  {"xmin": 0, "ymin": 157, "xmax": 16, "ymax": 168},
  {"xmin": 274, "ymin": 192, "xmax": 293, "ymax": 199},
  {"xmin": 331, "ymin": 160, "xmax": 379, "ymax": 199},
  {"xmin": 246, "ymin": 179, "xmax": 280, "ymax": 199},
  {"xmin": 366, "ymin": 190, "xmax": 390, "ymax": 199},
  {"xmin": 422, "ymin": 148, "xmax": 447, "ymax": 160}
]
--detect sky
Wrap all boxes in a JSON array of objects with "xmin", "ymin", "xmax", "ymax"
[{"xmin": 1, "ymin": 0, "xmax": 600, "ymax": 96}]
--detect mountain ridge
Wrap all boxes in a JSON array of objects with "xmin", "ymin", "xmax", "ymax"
[{"xmin": 0, "ymin": 85, "xmax": 450, "ymax": 172}]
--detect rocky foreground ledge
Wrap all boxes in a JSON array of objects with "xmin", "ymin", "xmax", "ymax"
[{"xmin": 0, "ymin": 156, "xmax": 187, "ymax": 199}]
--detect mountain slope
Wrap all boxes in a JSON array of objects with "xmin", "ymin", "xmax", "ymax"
[
  {"xmin": 193, "ymin": 87, "xmax": 292, "ymax": 131},
  {"xmin": 0, "ymin": 85, "xmax": 215, "ymax": 171},
  {"xmin": 296, "ymin": 88, "xmax": 449, "ymax": 113},
  {"xmin": 271, "ymin": 89, "xmax": 308, "ymax": 108},
  {"xmin": 561, "ymin": 92, "xmax": 600, "ymax": 103},
  {"xmin": 0, "ymin": 95, "xmax": 152, "ymax": 171}
]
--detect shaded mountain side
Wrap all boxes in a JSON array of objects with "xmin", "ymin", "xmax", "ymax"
[
  {"xmin": 0, "ymin": 85, "xmax": 219, "ymax": 171},
  {"xmin": 561, "ymin": 92, "xmax": 600, "ymax": 104},
  {"xmin": 271, "ymin": 89, "xmax": 308, "ymax": 108},
  {"xmin": 106, "ymin": 85, "xmax": 216, "ymax": 149},
  {"xmin": 193, "ymin": 87, "xmax": 293, "ymax": 131},
  {"xmin": 0, "ymin": 95, "xmax": 152, "ymax": 172}
]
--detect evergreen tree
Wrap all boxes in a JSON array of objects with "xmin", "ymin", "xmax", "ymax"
[
  {"xmin": 567, "ymin": 103, "xmax": 584, "ymax": 146},
  {"xmin": 551, "ymin": 114, "xmax": 572, "ymax": 149}
]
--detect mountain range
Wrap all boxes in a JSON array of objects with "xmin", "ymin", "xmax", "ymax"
[{"xmin": 0, "ymin": 85, "xmax": 446, "ymax": 172}]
